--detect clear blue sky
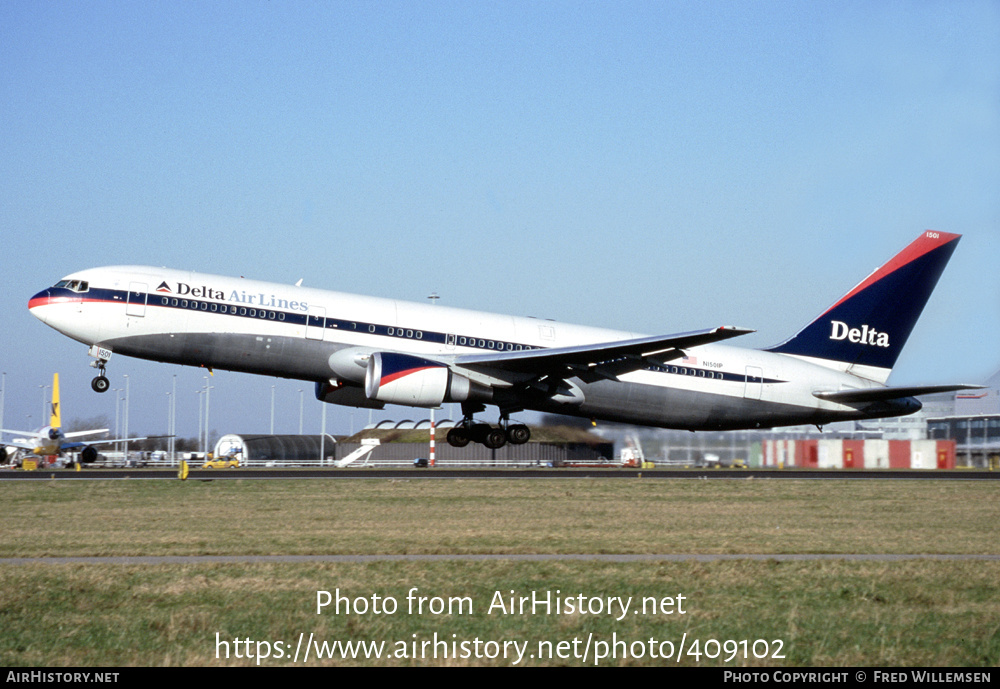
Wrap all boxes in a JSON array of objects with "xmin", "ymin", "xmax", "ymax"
[{"xmin": 2, "ymin": 1, "xmax": 998, "ymax": 439}]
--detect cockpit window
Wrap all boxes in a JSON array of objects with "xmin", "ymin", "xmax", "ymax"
[{"xmin": 53, "ymin": 280, "xmax": 89, "ymax": 293}]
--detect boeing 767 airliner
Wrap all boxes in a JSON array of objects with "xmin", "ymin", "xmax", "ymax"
[{"xmin": 28, "ymin": 231, "xmax": 979, "ymax": 449}]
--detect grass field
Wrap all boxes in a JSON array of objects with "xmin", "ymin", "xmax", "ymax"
[{"xmin": 1, "ymin": 476, "xmax": 998, "ymax": 666}]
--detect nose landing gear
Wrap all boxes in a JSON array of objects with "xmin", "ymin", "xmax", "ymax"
[
  {"xmin": 91, "ymin": 370, "xmax": 110, "ymax": 393},
  {"xmin": 88, "ymin": 345, "xmax": 111, "ymax": 393}
]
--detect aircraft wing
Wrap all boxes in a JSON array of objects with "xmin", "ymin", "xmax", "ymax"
[
  {"xmin": 1, "ymin": 429, "xmax": 43, "ymax": 441},
  {"xmin": 63, "ymin": 429, "xmax": 109, "ymax": 439},
  {"xmin": 1, "ymin": 428, "xmax": 109, "ymax": 441},
  {"xmin": 67, "ymin": 435, "xmax": 150, "ymax": 447},
  {"xmin": 3, "ymin": 437, "xmax": 38, "ymax": 450},
  {"xmin": 454, "ymin": 326, "xmax": 754, "ymax": 383},
  {"xmin": 813, "ymin": 384, "xmax": 985, "ymax": 404}
]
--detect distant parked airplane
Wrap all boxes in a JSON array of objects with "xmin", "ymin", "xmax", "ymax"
[
  {"xmin": 1, "ymin": 373, "xmax": 134, "ymax": 465},
  {"xmin": 28, "ymin": 231, "xmax": 980, "ymax": 449}
]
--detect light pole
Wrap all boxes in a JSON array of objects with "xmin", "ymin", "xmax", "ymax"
[
  {"xmin": 166, "ymin": 389, "xmax": 178, "ymax": 465},
  {"xmin": 428, "ymin": 292, "xmax": 439, "ymax": 466},
  {"xmin": 270, "ymin": 384, "xmax": 275, "ymax": 434},
  {"xmin": 39, "ymin": 384, "xmax": 50, "ymax": 424},
  {"xmin": 203, "ymin": 377, "xmax": 213, "ymax": 457},
  {"xmin": 320, "ymin": 402, "xmax": 327, "ymax": 464},
  {"xmin": 112, "ymin": 388, "xmax": 121, "ymax": 452},
  {"xmin": 197, "ymin": 390, "xmax": 203, "ymax": 457},
  {"xmin": 171, "ymin": 375, "xmax": 177, "ymax": 465},
  {"xmin": 123, "ymin": 374, "xmax": 130, "ymax": 464}
]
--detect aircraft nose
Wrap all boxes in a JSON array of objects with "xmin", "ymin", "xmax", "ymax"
[{"xmin": 28, "ymin": 289, "xmax": 51, "ymax": 324}]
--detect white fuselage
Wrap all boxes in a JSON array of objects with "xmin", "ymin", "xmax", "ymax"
[{"xmin": 29, "ymin": 266, "xmax": 914, "ymax": 431}]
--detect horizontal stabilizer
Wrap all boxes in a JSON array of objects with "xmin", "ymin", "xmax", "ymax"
[{"xmin": 813, "ymin": 384, "xmax": 984, "ymax": 404}]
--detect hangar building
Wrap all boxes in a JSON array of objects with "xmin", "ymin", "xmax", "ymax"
[{"xmin": 214, "ymin": 434, "xmax": 336, "ymax": 465}]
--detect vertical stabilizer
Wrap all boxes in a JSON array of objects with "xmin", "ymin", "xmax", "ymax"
[
  {"xmin": 766, "ymin": 231, "xmax": 961, "ymax": 383},
  {"xmin": 50, "ymin": 373, "xmax": 61, "ymax": 429}
]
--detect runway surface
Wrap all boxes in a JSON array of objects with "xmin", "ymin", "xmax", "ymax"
[
  {"xmin": 4, "ymin": 553, "xmax": 1000, "ymax": 565},
  {"xmin": 2, "ymin": 467, "xmax": 999, "ymax": 481}
]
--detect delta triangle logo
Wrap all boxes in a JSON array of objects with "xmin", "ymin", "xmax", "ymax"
[{"xmin": 155, "ymin": 281, "xmax": 172, "ymax": 293}]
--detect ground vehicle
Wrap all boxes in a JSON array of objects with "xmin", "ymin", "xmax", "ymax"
[{"xmin": 203, "ymin": 455, "xmax": 239, "ymax": 469}]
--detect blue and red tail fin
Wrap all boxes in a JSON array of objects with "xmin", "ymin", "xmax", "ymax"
[{"xmin": 766, "ymin": 231, "xmax": 961, "ymax": 382}]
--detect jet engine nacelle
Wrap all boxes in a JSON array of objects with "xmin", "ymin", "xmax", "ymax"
[
  {"xmin": 315, "ymin": 379, "xmax": 385, "ymax": 410},
  {"xmin": 365, "ymin": 352, "xmax": 490, "ymax": 408}
]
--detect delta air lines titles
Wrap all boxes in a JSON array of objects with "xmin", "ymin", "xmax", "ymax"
[
  {"xmin": 157, "ymin": 280, "xmax": 309, "ymax": 313},
  {"xmin": 829, "ymin": 321, "xmax": 890, "ymax": 348}
]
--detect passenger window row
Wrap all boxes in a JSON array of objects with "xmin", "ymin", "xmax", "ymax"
[
  {"xmin": 648, "ymin": 363, "xmax": 725, "ymax": 380},
  {"xmin": 456, "ymin": 336, "xmax": 533, "ymax": 352},
  {"xmin": 159, "ymin": 297, "xmax": 286, "ymax": 321},
  {"xmin": 152, "ymin": 294, "xmax": 540, "ymax": 354}
]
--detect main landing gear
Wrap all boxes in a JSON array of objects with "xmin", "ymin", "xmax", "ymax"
[{"xmin": 446, "ymin": 409, "xmax": 531, "ymax": 450}]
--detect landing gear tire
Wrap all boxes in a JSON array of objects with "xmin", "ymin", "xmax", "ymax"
[
  {"xmin": 447, "ymin": 427, "xmax": 470, "ymax": 448},
  {"xmin": 468, "ymin": 423, "xmax": 492, "ymax": 444},
  {"xmin": 506, "ymin": 424, "xmax": 530, "ymax": 445},
  {"xmin": 452, "ymin": 405, "xmax": 519, "ymax": 449},
  {"xmin": 91, "ymin": 376, "xmax": 110, "ymax": 393},
  {"xmin": 483, "ymin": 428, "xmax": 507, "ymax": 449}
]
